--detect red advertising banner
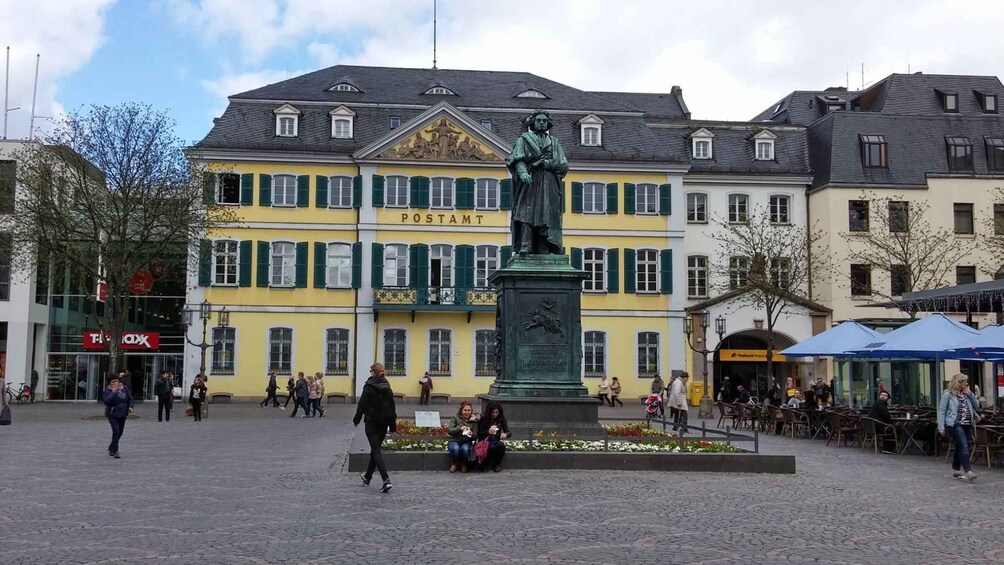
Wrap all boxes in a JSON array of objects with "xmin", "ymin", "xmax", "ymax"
[{"xmin": 83, "ymin": 331, "xmax": 160, "ymax": 351}]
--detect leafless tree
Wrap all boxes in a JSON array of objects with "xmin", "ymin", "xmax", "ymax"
[
  {"xmin": 983, "ymin": 187, "xmax": 1004, "ymax": 278},
  {"xmin": 839, "ymin": 192, "xmax": 981, "ymax": 313},
  {"xmin": 8, "ymin": 104, "xmax": 238, "ymax": 375},
  {"xmin": 707, "ymin": 206, "xmax": 829, "ymax": 388}
]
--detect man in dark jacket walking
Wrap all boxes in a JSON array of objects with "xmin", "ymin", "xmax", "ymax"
[
  {"xmin": 155, "ymin": 371, "xmax": 174, "ymax": 422},
  {"xmin": 354, "ymin": 363, "xmax": 397, "ymax": 493},
  {"xmin": 290, "ymin": 373, "xmax": 309, "ymax": 417},
  {"xmin": 260, "ymin": 371, "xmax": 279, "ymax": 407}
]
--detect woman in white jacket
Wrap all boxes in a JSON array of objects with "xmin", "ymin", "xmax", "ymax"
[{"xmin": 669, "ymin": 372, "xmax": 690, "ymax": 435}]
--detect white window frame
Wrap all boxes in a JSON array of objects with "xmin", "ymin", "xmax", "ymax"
[
  {"xmin": 424, "ymin": 86, "xmax": 455, "ymax": 95},
  {"xmin": 475, "ymin": 245, "xmax": 498, "ymax": 288},
  {"xmin": 583, "ymin": 330, "xmax": 606, "ymax": 377},
  {"xmin": 475, "ymin": 178, "xmax": 499, "ymax": 210},
  {"xmin": 687, "ymin": 255, "xmax": 708, "ymax": 298},
  {"xmin": 728, "ymin": 193, "xmax": 749, "ymax": 223},
  {"xmin": 635, "ymin": 183, "xmax": 658, "ymax": 215},
  {"xmin": 583, "ymin": 248, "xmax": 606, "ymax": 292},
  {"xmin": 636, "ymin": 249, "xmax": 658, "ymax": 293},
  {"xmin": 324, "ymin": 327, "xmax": 351, "ymax": 376},
  {"xmin": 212, "ymin": 239, "xmax": 239, "ymax": 287},
  {"xmin": 328, "ymin": 175, "xmax": 353, "ymax": 208},
  {"xmin": 211, "ymin": 326, "xmax": 236, "ymax": 375},
  {"xmin": 583, "ymin": 182, "xmax": 606, "ymax": 214},
  {"xmin": 382, "ymin": 328, "xmax": 407, "ymax": 376},
  {"xmin": 329, "ymin": 83, "xmax": 359, "ymax": 92},
  {"xmin": 270, "ymin": 241, "xmax": 296, "ymax": 288},
  {"xmin": 390, "ymin": 116, "xmax": 401, "ymax": 128},
  {"xmin": 729, "ymin": 256, "xmax": 750, "ymax": 289},
  {"xmin": 428, "ymin": 328, "xmax": 452, "ymax": 376},
  {"xmin": 753, "ymin": 130, "xmax": 777, "ymax": 161},
  {"xmin": 473, "ymin": 329, "xmax": 497, "ymax": 377},
  {"xmin": 691, "ymin": 128, "xmax": 715, "ymax": 160},
  {"xmin": 273, "ymin": 103, "xmax": 300, "ymax": 137},
  {"xmin": 431, "ymin": 177, "xmax": 455, "ymax": 209},
  {"xmin": 686, "ymin": 192, "xmax": 707, "ymax": 223},
  {"xmin": 383, "ymin": 244, "xmax": 409, "ymax": 287},
  {"xmin": 637, "ymin": 331, "xmax": 660, "ymax": 377},
  {"xmin": 517, "ymin": 89, "xmax": 547, "ymax": 98},
  {"xmin": 329, "ymin": 105, "xmax": 355, "ymax": 139},
  {"xmin": 267, "ymin": 327, "xmax": 294, "ymax": 375},
  {"xmin": 385, "ymin": 175, "xmax": 409, "ymax": 208},
  {"xmin": 579, "ymin": 114, "xmax": 604, "ymax": 146},
  {"xmin": 769, "ymin": 194, "xmax": 790, "ymax": 224},
  {"xmin": 272, "ymin": 174, "xmax": 297, "ymax": 207},
  {"xmin": 326, "ymin": 243, "xmax": 352, "ymax": 288}
]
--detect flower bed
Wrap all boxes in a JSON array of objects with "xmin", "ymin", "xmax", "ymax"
[
  {"xmin": 394, "ymin": 419, "xmax": 448, "ymax": 437},
  {"xmin": 383, "ymin": 438, "xmax": 739, "ymax": 453},
  {"xmin": 603, "ymin": 422, "xmax": 665, "ymax": 437}
]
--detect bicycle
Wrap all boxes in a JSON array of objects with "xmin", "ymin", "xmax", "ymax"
[{"xmin": 2, "ymin": 382, "xmax": 31, "ymax": 405}]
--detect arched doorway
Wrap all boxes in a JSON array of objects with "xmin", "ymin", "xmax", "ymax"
[{"xmin": 713, "ymin": 330, "xmax": 797, "ymax": 402}]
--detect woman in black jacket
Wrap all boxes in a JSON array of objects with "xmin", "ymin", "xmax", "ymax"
[
  {"xmin": 353, "ymin": 363, "xmax": 397, "ymax": 493},
  {"xmin": 189, "ymin": 375, "xmax": 207, "ymax": 422},
  {"xmin": 477, "ymin": 400, "xmax": 510, "ymax": 472},
  {"xmin": 101, "ymin": 374, "xmax": 133, "ymax": 458}
]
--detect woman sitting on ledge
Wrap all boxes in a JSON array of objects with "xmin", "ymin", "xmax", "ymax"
[
  {"xmin": 446, "ymin": 401, "xmax": 479, "ymax": 473},
  {"xmin": 477, "ymin": 401, "xmax": 510, "ymax": 472}
]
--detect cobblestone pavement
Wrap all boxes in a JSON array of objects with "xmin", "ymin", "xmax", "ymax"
[{"xmin": 1, "ymin": 402, "xmax": 1002, "ymax": 565}]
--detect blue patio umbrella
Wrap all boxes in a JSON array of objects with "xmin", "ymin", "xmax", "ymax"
[
  {"xmin": 850, "ymin": 313, "xmax": 980, "ymax": 359},
  {"xmin": 780, "ymin": 321, "xmax": 882, "ymax": 357},
  {"xmin": 947, "ymin": 324, "xmax": 1004, "ymax": 360}
]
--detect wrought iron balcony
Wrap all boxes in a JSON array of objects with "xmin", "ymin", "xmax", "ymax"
[{"xmin": 373, "ymin": 286, "xmax": 497, "ymax": 312}]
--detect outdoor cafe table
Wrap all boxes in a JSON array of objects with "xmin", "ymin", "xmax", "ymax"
[
  {"xmin": 893, "ymin": 417, "xmax": 935, "ymax": 456},
  {"xmin": 798, "ymin": 408, "xmax": 831, "ymax": 440}
]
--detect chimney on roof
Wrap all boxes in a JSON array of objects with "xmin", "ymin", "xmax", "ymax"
[
  {"xmin": 670, "ymin": 85, "xmax": 691, "ymax": 120},
  {"xmin": 824, "ymin": 86, "xmax": 847, "ymax": 92}
]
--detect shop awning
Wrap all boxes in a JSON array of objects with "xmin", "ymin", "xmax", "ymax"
[
  {"xmin": 779, "ymin": 321, "xmax": 881, "ymax": 357},
  {"xmin": 849, "ymin": 313, "xmax": 981, "ymax": 359}
]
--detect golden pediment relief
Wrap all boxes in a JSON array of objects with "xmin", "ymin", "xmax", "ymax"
[{"xmin": 379, "ymin": 118, "xmax": 502, "ymax": 161}]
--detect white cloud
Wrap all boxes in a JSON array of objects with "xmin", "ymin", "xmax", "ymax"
[
  {"xmin": 0, "ymin": 0, "xmax": 114, "ymax": 139},
  {"xmin": 200, "ymin": 68, "xmax": 310, "ymax": 119}
]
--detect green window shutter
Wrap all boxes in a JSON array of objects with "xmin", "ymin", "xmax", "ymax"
[
  {"xmin": 624, "ymin": 183, "xmax": 636, "ymax": 215},
  {"xmin": 606, "ymin": 183, "xmax": 618, "ymax": 214},
  {"xmin": 500, "ymin": 178, "xmax": 512, "ymax": 210},
  {"xmin": 198, "ymin": 239, "xmax": 212, "ymax": 286},
  {"xmin": 571, "ymin": 182, "xmax": 583, "ymax": 213},
  {"xmin": 371, "ymin": 243, "xmax": 385, "ymax": 289},
  {"xmin": 351, "ymin": 242, "xmax": 362, "ymax": 289},
  {"xmin": 660, "ymin": 249, "xmax": 673, "ymax": 294},
  {"xmin": 238, "ymin": 240, "xmax": 252, "ymax": 287},
  {"xmin": 313, "ymin": 242, "xmax": 327, "ymax": 288},
  {"xmin": 500, "ymin": 245, "xmax": 512, "ymax": 268},
  {"xmin": 202, "ymin": 172, "xmax": 215, "ymax": 205},
  {"xmin": 624, "ymin": 248, "xmax": 636, "ymax": 294},
  {"xmin": 295, "ymin": 242, "xmax": 308, "ymax": 288},
  {"xmin": 372, "ymin": 174, "xmax": 385, "ymax": 207},
  {"xmin": 259, "ymin": 174, "xmax": 272, "ymax": 206},
  {"xmin": 240, "ymin": 173, "xmax": 254, "ymax": 206},
  {"xmin": 570, "ymin": 247, "xmax": 583, "ymax": 270},
  {"xmin": 456, "ymin": 178, "xmax": 474, "ymax": 210},
  {"xmin": 296, "ymin": 175, "xmax": 310, "ymax": 207},
  {"xmin": 315, "ymin": 176, "xmax": 328, "ymax": 208},
  {"xmin": 606, "ymin": 248, "xmax": 619, "ymax": 293},
  {"xmin": 455, "ymin": 244, "xmax": 474, "ymax": 289},
  {"xmin": 352, "ymin": 175, "xmax": 362, "ymax": 209},
  {"xmin": 659, "ymin": 183, "xmax": 672, "ymax": 215},
  {"xmin": 256, "ymin": 241, "xmax": 270, "ymax": 287},
  {"xmin": 409, "ymin": 243, "xmax": 429, "ymax": 288},
  {"xmin": 411, "ymin": 176, "xmax": 430, "ymax": 208}
]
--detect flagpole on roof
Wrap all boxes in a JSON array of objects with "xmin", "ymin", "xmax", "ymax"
[
  {"xmin": 432, "ymin": 0, "xmax": 438, "ymax": 70},
  {"xmin": 29, "ymin": 53, "xmax": 39, "ymax": 141}
]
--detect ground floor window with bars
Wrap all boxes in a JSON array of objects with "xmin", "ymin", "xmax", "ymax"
[
  {"xmin": 211, "ymin": 327, "xmax": 236, "ymax": 374},
  {"xmin": 384, "ymin": 329, "xmax": 407, "ymax": 375},
  {"xmin": 268, "ymin": 327, "xmax": 293, "ymax": 375},
  {"xmin": 584, "ymin": 331, "xmax": 606, "ymax": 377},
  {"xmin": 474, "ymin": 329, "xmax": 496, "ymax": 376},
  {"xmin": 429, "ymin": 329, "xmax": 452, "ymax": 375},
  {"xmin": 325, "ymin": 328, "xmax": 350, "ymax": 375},
  {"xmin": 637, "ymin": 332, "xmax": 659, "ymax": 377}
]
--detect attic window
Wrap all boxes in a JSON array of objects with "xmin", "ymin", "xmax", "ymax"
[
  {"xmin": 390, "ymin": 116, "xmax": 401, "ymax": 129},
  {"xmin": 273, "ymin": 104, "xmax": 300, "ymax": 137},
  {"xmin": 691, "ymin": 128, "xmax": 715, "ymax": 160},
  {"xmin": 331, "ymin": 83, "xmax": 359, "ymax": 92},
  {"xmin": 480, "ymin": 119, "xmax": 493, "ymax": 132},
  {"xmin": 771, "ymin": 101, "xmax": 784, "ymax": 115},
  {"xmin": 753, "ymin": 130, "xmax": 777, "ymax": 161},
  {"xmin": 329, "ymin": 106, "xmax": 356, "ymax": 139},
  {"xmin": 980, "ymin": 92, "xmax": 998, "ymax": 114},
  {"xmin": 517, "ymin": 89, "xmax": 547, "ymax": 99},
  {"xmin": 827, "ymin": 103, "xmax": 845, "ymax": 112},
  {"xmin": 578, "ymin": 114, "xmax": 604, "ymax": 147},
  {"xmin": 941, "ymin": 91, "xmax": 959, "ymax": 113},
  {"xmin": 424, "ymin": 86, "xmax": 456, "ymax": 96}
]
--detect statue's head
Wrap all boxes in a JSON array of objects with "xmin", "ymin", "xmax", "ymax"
[{"xmin": 525, "ymin": 109, "xmax": 552, "ymax": 133}]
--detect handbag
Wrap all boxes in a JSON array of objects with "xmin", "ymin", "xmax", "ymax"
[
  {"xmin": 474, "ymin": 437, "xmax": 490, "ymax": 461},
  {"xmin": 0, "ymin": 404, "xmax": 11, "ymax": 426}
]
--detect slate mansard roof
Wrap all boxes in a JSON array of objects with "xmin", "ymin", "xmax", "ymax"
[
  {"xmin": 751, "ymin": 87, "xmax": 859, "ymax": 126},
  {"xmin": 650, "ymin": 122, "xmax": 811, "ymax": 176}
]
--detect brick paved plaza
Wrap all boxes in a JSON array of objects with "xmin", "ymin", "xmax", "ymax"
[{"xmin": 1, "ymin": 402, "xmax": 1002, "ymax": 565}]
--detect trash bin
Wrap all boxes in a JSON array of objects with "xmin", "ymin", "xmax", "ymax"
[{"xmin": 690, "ymin": 383, "xmax": 704, "ymax": 407}]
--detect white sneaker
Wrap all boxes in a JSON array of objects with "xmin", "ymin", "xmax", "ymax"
[
  {"xmin": 280, "ymin": 406, "xmax": 285, "ymax": 410},
  {"xmin": 965, "ymin": 471, "xmax": 978, "ymax": 482}
]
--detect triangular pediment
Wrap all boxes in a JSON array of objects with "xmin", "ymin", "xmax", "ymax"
[{"xmin": 355, "ymin": 102, "xmax": 509, "ymax": 162}]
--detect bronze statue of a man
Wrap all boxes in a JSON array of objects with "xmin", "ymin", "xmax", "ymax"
[{"xmin": 506, "ymin": 109, "xmax": 568, "ymax": 255}]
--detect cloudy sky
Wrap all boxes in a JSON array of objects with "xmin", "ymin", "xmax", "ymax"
[{"xmin": 1, "ymin": 0, "xmax": 1002, "ymax": 144}]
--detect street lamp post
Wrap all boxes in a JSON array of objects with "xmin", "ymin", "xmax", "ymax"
[
  {"xmin": 183, "ymin": 300, "xmax": 229, "ymax": 385},
  {"xmin": 684, "ymin": 311, "xmax": 726, "ymax": 419}
]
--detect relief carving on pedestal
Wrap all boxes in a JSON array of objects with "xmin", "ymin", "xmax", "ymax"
[
  {"xmin": 378, "ymin": 118, "xmax": 501, "ymax": 161},
  {"xmin": 522, "ymin": 298, "xmax": 565, "ymax": 337}
]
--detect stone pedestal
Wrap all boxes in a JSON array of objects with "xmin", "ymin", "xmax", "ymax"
[{"xmin": 482, "ymin": 254, "xmax": 603, "ymax": 436}]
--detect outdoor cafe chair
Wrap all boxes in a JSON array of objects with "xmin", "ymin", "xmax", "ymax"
[
  {"xmin": 860, "ymin": 416, "xmax": 899, "ymax": 454},
  {"xmin": 971, "ymin": 427, "xmax": 1004, "ymax": 468},
  {"xmin": 715, "ymin": 401, "xmax": 732, "ymax": 428},
  {"xmin": 765, "ymin": 404, "xmax": 784, "ymax": 435},
  {"xmin": 825, "ymin": 411, "xmax": 858, "ymax": 447}
]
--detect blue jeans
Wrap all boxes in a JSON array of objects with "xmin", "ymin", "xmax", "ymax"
[
  {"xmin": 447, "ymin": 441, "xmax": 472, "ymax": 464},
  {"xmin": 947, "ymin": 424, "xmax": 972, "ymax": 473}
]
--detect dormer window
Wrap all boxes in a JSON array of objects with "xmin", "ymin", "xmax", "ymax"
[
  {"xmin": 939, "ymin": 90, "xmax": 959, "ymax": 113},
  {"xmin": 753, "ymin": 130, "xmax": 776, "ymax": 161},
  {"xmin": 273, "ymin": 103, "xmax": 300, "ymax": 137},
  {"xmin": 978, "ymin": 92, "xmax": 998, "ymax": 114},
  {"xmin": 424, "ymin": 86, "xmax": 456, "ymax": 96},
  {"xmin": 578, "ymin": 114, "xmax": 604, "ymax": 147},
  {"xmin": 691, "ymin": 128, "xmax": 715, "ymax": 160},
  {"xmin": 517, "ymin": 89, "xmax": 547, "ymax": 98},
  {"xmin": 330, "ymin": 83, "xmax": 360, "ymax": 92},
  {"xmin": 329, "ymin": 105, "xmax": 355, "ymax": 139},
  {"xmin": 480, "ymin": 119, "xmax": 493, "ymax": 132},
  {"xmin": 390, "ymin": 116, "xmax": 401, "ymax": 129}
]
